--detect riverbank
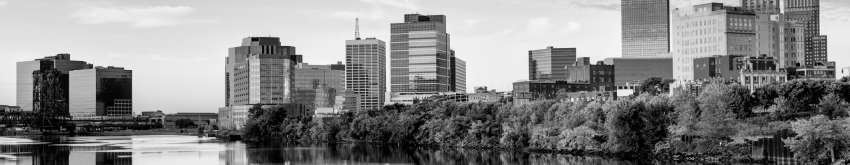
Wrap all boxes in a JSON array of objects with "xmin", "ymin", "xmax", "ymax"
[{"xmin": 0, "ymin": 128, "xmax": 205, "ymax": 136}]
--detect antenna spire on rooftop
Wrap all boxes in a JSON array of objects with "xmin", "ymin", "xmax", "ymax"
[{"xmin": 355, "ymin": 18, "xmax": 361, "ymax": 40}]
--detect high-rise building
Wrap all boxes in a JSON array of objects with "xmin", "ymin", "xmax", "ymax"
[
  {"xmin": 784, "ymin": 0, "xmax": 824, "ymax": 66},
  {"xmin": 390, "ymin": 14, "xmax": 459, "ymax": 103},
  {"xmin": 16, "ymin": 54, "xmax": 91, "ymax": 112},
  {"xmin": 743, "ymin": 0, "xmax": 781, "ymax": 14},
  {"xmin": 224, "ymin": 37, "xmax": 301, "ymax": 106},
  {"xmin": 293, "ymin": 62, "xmax": 345, "ymax": 114},
  {"xmin": 672, "ymin": 3, "xmax": 758, "ymax": 84},
  {"xmin": 621, "ymin": 0, "xmax": 670, "ymax": 58},
  {"xmin": 452, "ymin": 56, "xmax": 466, "ymax": 93},
  {"xmin": 529, "ymin": 46, "xmax": 576, "ymax": 81},
  {"xmin": 345, "ymin": 37, "xmax": 386, "ymax": 111},
  {"xmin": 808, "ymin": 35, "xmax": 828, "ymax": 66},
  {"xmin": 69, "ymin": 66, "xmax": 133, "ymax": 117}
]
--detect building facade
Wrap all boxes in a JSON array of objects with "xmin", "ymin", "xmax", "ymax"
[
  {"xmin": 293, "ymin": 62, "xmax": 346, "ymax": 114},
  {"xmin": 672, "ymin": 3, "xmax": 758, "ymax": 84},
  {"xmin": 604, "ymin": 57, "xmax": 673, "ymax": 96},
  {"xmin": 621, "ymin": 0, "xmax": 671, "ymax": 58},
  {"xmin": 512, "ymin": 80, "xmax": 593, "ymax": 104},
  {"xmin": 225, "ymin": 37, "xmax": 301, "ymax": 107},
  {"xmin": 221, "ymin": 37, "xmax": 301, "ymax": 130},
  {"xmin": 345, "ymin": 37, "xmax": 386, "ymax": 111},
  {"xmin": 16, "ymin": 54, "xmax": 91, "ymax": 112},
  {"xmin": 69, "ymin": 66, "xmax": 133, "ymax": 117},
  {"xmin": 529, "ymin": 46, "xmax": 576, "ymax": 81},
  {"xmin": 452, "ymin": 56, "xmax": 466, "ymax": 93},
  {"xmin": 784, "ymin": 0, "xmax": 823, "ymax": 66},
  {"xmin": 566, "ymin": 57, "xmax": 615, "ymax": 92},
  {"xmin": 390, "ymin": 14, "xmax": 455, "ymax": 96}
]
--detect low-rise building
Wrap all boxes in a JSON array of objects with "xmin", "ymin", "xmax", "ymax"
[
  {"xmin": 789, "ymin": 62, "xmax": 837, "ymax": 81},
  {"xmin": 693, "ymin": 55, "xmax": 787, "ymax": 91},
  {"xmin": 512, "ymin": 80, "xmax": 593, "ymax": 104},
  {"xmin": 566, "ymin": 57, "xmax": 615, "ymax": 92},
  {"xmin": 604, "ymin": 57, "xmax": 673, "ymax": 96},
  {"xmin": 0, "ymin": 105, "xmax": 22, "ymax": 113}
]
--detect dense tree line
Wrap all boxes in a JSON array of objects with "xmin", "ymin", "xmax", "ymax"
[{"xmin": 243, "ymin": 80, "xmax": 850, "ymax": 164}]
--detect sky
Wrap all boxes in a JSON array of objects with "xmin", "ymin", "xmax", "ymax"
[{"xmin": 0, "ymin": 0, "xmax": 848, "ymax": 113}]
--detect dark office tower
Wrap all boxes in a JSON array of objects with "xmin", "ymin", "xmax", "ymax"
[
  {"xmin": 346, "ymin": 37, "xmax": 386, "ymax": 111},
  {"xmin": 225, "ymin": 37, "xmax": 301, "ymax": 106},
  {"xmin": 784, "ymin": 0, "xmax": 822, "ymax": 66},
  {"xmin": 390, "ymin": 14, "xmax": 452, "ymax": 95},
  {"xmin": 621, "ymin": 0, "xmax": 670, "ymax": 58},
  {"xmin": 69, "ymin": 67, "xmax": 133, "ymax": 117},
  {"xmin": 32, "ymin": 68, "xmax": 69, "ymax": 116},
  {"xmin": 742, "ymin": 0, "xmax": 781, "ymax": 14},
  {"xmin": 529, "ymin": 46, "xmax": 576, "ymax": 81}
]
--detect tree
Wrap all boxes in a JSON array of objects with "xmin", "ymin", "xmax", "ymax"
[
  {"xmin": 175, "ymin": 118, "xmax": 196, "ymax": 129},
  {"xmin": 816, "ymin": 93, "xmax": 850, "ymax": 119},
  {"xmin": 784, "ymin": 115, "xmax": 850, "ymax": 164},
  {"xmin": 635, "ymin": 77, "xmax": 674, "ymax": 96}
]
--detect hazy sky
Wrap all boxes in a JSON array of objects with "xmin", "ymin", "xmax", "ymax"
[{"xmin": 1, "ymin": 0, "xmax": 848, "ymax": 113}]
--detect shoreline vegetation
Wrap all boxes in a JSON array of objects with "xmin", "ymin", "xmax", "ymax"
[{"xmin": 237, "ymin": 79, "xmax": 850, "ymax": 164}]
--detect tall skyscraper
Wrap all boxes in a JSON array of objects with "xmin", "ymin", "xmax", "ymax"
[
  {"xmin": 672, "ymin": 3, "xmax": 757, "ymax": 83},
  {"xmin": 16, "ymin": 54, "xmax": 91, "ymax": 112},
  {"xmin": 220, "ymin": 37, "xmax": 302, "ymax": 130},
  {"xmin": 621, "ymin": 0, "xmax": 670, "ymax": 58},
  {"xmin": 390, "ymin": 14, "xmax": 454, "ymax": 95},
  {"xmin": 346, "ymin": 37, "xmax": 386, "ymax": 111},
  {"xmin": 69, "ymin": 66, "xmax": 133, "ymax": 117},
  {"xmin": 224, "ymin": 37, "xmax": 301, "ymax": 106},
  {"xmin": 528, "ymin": 46, "xmax": 576, "ymax": 81},
  {"xmin": 784, "ymin": 0, "xmax": 826, "ymax": 66}
]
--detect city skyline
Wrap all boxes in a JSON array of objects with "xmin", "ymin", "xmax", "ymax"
[{"xmin": 2, "ymin": 0, "xmax": 850, "ymax": 113}]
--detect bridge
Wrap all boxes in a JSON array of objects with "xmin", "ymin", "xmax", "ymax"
[{"xmin": 0, "ymin": 111, "xmax": 160, "ymax": 132}]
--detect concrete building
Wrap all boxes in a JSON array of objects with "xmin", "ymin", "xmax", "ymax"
[
  {"xmin": 293, "ymin": 62, "xmax": 346, "ymax": 114},
  {"xmin": 529, "ymin": 46, "xmax": 576, "ymax": 81},
  {"xmin": 789, "ymin": 62, "xmax": 836, "ymax": 81},
  {"xmin": 784, "ymin": 0, "xmax": 823, "ymax": 66},
  {"xmin": 16, "ymin": 54, "xmax": 91, "ymax": 112},
  {"xmin": 621, "ymin": 0, "xmax": 671, "ymax": 58},
  {"xmin": 693, "ymin": 55, "xmax": 787, "ymax": 91},
  {"xmin": 512, "ymin": 80, "xmax": 593, "ymax": 104},
  {"xmin": 672, "ymin": 3, "xmax": 758, "ymax": 85},
  {"xmin": 808, "ymin": 35, "xmax": 828, "ymax": 66},
  {"xmin": 604, "ymin": 57, "xmax": 673, "ymax": 96},
  {"xmin": 69, "ymin": 66, "xmax": 133, "ymax": 118},
  {"xmin": 743, "ymin": 0, "xmax": 780, "ymax": 14},
  {"xmin": 220, "ymin": 37, "xmax": 302, "ymax": 130},
  {"xmin": 345, "ymin": 37, "xmax": 386, "ymax": 111},
  {"xmin": 452, "ymin": 56, "xmax": 466, "ymax": 93},
  {"xmin": 566, "ymin": 57, "xmax": 615, "ymax": 92},
  {"xmin": 390, "ymin": 14, "xmax": 457, "ymax": 99},
  {"xmin": 466, "ymin": 86, "xmax": 505, "ymax": 103},
  {"xmin": 225, "ymin": 37, "xmax": 301, "ymax": 106}
]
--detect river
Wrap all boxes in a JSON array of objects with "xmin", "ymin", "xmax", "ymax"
[{"xmin": 0, "ymin": 135, "xmax": 710, "ymax": 165}]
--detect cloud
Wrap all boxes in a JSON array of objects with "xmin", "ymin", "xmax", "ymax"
[
  {"xmin": 71, "ymin": 5, "xmax": 213, "ymax": 28},
  {"xmin": 329, "ymin": 0, "xmax": 420, "ymax": 20},
  {"xmin": 0, "ymin": 1, "xmax": 7, "ymax": 7},
  {"xmin": 823, "ymin": 0, "xmax": 850, "ymax": 22},
  {"xmin": 525, "ymin": 17, "xmax": 582, "ymax": 36},
  {"xmin": 569, "ymin": 0, "xmax": 619, "ymax": 11},
  {"xmin": 360, "ymin": 0, "xmax": 420, "ymax": 11}
]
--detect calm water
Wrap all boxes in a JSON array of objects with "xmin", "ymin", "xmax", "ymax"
[{"xmin": 0, "ymin": 135, "xmax": 697, "ymax": 165}]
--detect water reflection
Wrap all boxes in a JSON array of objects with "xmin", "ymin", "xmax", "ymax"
[{"xmin": 0, "ymin": 135, "xmax": 683, "ymax": 165}]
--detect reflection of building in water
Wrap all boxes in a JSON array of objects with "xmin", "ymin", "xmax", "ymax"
[
  {"xmin": 0, "ymin": 144, "xmax": 131, "ymax": 165},
  {"xmin": 220, "ymin": 142, "xmax": 247, "ymax": 165}
]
